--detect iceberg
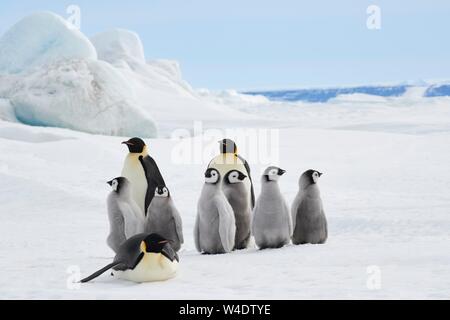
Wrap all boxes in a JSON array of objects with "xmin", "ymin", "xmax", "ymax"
[
  {"xmin": 10, "ymin": 59, "xmax": 158, "ymax": 137},
  {"xmin": 91, "ymin": 28, "xmax": 146, "ymax": 65},
  {"xmin": 0, "ymin": 12, "xmax": 251, "ymax": 138},
  {"xmin": 0, "ymin": 12, "xmax": 97, "ymax": 74}
]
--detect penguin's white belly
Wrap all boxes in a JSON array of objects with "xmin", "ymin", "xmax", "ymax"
[
  {"xmin": 209, "ymin": 154, "xmax": 252, "ymax": 203},
  {"xmin": 113, "ymin": 253, "xmax": 178, "ymax": 283},
  {"xmin": 122, "ymin": 157, "xmax": 148, "ymax": 215}
]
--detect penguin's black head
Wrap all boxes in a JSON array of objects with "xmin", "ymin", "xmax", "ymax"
[
  {"xmin": 154, "ymin": 185, "xmax": 170, "ymax": 198},
  {"xmin": 205, "ymin": 168, "xmax": 220, "ymax": 184},
  {"xmin": 122, "ymin": 137, "xmax": 146, "ymax": 154},
  {"xmin": 263, "ymin": 166, "xmax": 286, "ymax": 182},
  {"xmin": 141, "ymin": 233, "xmax": 170, "ymax": 253},
  {"xmin": 107, "ymin": 177, "xmax": 128, "ymax": 193},
  {"xmin": 219, "ymin": 139, "xmax": 237, "ymax": 154},
  {"xmin": 225, "ymin": 170, "xmax": 247, "ymax": 184},
  {"xmin": 302, "ymin": 169, "xmax": 323, "ymax": 185}
]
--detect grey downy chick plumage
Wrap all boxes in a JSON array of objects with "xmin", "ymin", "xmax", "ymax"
[
  {"xmin": 291, "ymin": 170, "xmax": 327, "ymax": 245},
  {"xmin": 223, "ymin": 170, "xmax": 251, "ymax": 250},
  {"xmin": 106, "ymin": 177, "xmax": 145, "ymax": 253},
  {"xmin": 252, "ymin": 166, "xmax": 292, "ymax": 249},
  {"xmin": 145, "ymin": 186, "xmax": 184, "ymax": 252},
  {"xmin": 194, "ymin": 168, "xmax": 236, "ymax": 254}
]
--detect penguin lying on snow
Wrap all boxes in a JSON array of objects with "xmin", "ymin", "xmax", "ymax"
[
  {"xmin": 223, "ymin": 170, "xmax": 251, "ymax": 250},
  {"xmin": 291, "ymin": 170, "xmax": 328, "ymax": 245},
  {"xmin": 106, "ymin": 177, "xmax": 144, "ymax": 253},
  {"xmin": 252, "ymin": 166, "xmax": 292, "ymax": 249},
  {"xmin": 194, "ymin": 168, "xmax": 236, "ymax": 254},
  {"xmin": 121, "ymin": 137, "xmax": 166, "ymax": 215},
  {"xmin": 145, "ymin": 186, "xmax": 184, "ymax": 252},
  {"xmin": 80, "ymin": 233, "xmax": 179, "ymax": 283}
]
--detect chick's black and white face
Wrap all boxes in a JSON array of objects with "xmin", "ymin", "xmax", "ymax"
[
  {"xmin": 155, "ymin": 186, "xmax": 169, "ymax": 198},
  {"xmin": 110, "ymin": 179, "xmax": 119, "ymax": 192},
  {"xmin": 312, "ymin": 171, "xmax": 322, "ymax": 184},
  {"xmin": 264, "ymin": 166, "xmax": 286, "ymax": 181},
  {"xmin": 108, "ymin": 177, "xmax": 129, "ymax": 193},
  {"xmin": 205, "ymin": 168, "xmax": 220, "ymax": 184},
  {"xmin": 226, "ymin": 170, "xmax": 247, "ymax": 184}
]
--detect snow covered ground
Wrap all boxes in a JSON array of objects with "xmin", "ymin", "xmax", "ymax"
[{"xmin": 1, "ymin": 93, "xmax": 449, "ymax": 299}]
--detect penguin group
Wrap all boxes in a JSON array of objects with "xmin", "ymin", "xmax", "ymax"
[
  {"xmin": 194, "ymin": 139, "xmax": 328, "ymax": 254},
  {"xmin": 81, "ymin": 137, "xmax": 182, "ymax": 283},
  {"xmin": 81, "ymin": 137, "xmax": 328, "ymax": 283}
]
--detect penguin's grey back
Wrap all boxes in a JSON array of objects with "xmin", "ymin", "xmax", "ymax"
[
  {"xmin": 145, "ymin": 197, "xmax": 183, "ymax": 252},
  {"xmin": 292, "ymin": 184, "xmax": 327, "ymax": 244},
  {"xmin": 252, "ymin": 182, "xmax": 291, "ymax": 248},
  {"xmin": 106, "ymin": 184, "xmax": 145, "ymax": 254},
  {"xmin": 223, "ymin": 182, "xmax": 251, "ymax": 249},
  {"xmin": 195, "ymin": 184, "xmax": 235, "ymax": 254},
  {"xmin": 106, "ymin": 192, "xmax": 127, "ymax": 253}
]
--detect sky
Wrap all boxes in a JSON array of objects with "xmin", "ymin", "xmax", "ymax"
[{"xmin": 0, "ymin": 0, "xmax": 449, "ymax": 90}]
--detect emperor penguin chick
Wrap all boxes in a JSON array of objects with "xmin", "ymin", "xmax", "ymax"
[
  {"xmin": 145, "ymin": 186, "xmax": 184, "ymax": 252},
  {"xmin": 223, "ymin": 170, "xmax": 251, "ymax": 250},
  {"xmin": 291, "ymin": 170, "xmax": 328, "ymax": 245},
  {"xmin": 106, "ymin": 177, "xmax": 145, "ymax": 253},
  {"xmin": 252, "ymin": 167, "xmax": 292, "ymax": 249},
  {"xmin": 80, "ymin": 233, "xmax": 178, "ymax": 283},
  {"xmin": 194, "ymin": 168, "xmax": 236, "ymax": 254}
]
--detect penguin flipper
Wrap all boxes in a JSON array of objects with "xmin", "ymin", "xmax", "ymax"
[
  {"xmin": 112, "ymin": 233, "xmax": 148, "ymax": 270},
  {"xmin": 80, "ymin": 262, "xmax": 122, "ymax": 283},
  {"xmin": 139, "ymin": 155, "xmax": 166, "ymax": 213},
  {"xmin": 216, "ymin": 196, "xmax": 236, "ymax": 253}
]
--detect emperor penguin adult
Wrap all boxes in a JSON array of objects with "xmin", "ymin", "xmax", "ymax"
[
  {"xmin": 252, "ymin": 166, "xmax": 292, "ymax": 249},
  {"xmin": 208, "ymin": 139, "xmax": 255, "ymax": 209},
  {"xmin": 291, "ymin": 170, "xmax": 328, "ymax": 245},
  {"xmin": 194, "ymin": 168, "xmax": 236, "ymax": 254},
  {"xmin": 106, "ymin": 177, "xmax": 145, "ymax": 253},
  {"xmin": 121, "ymin": 137, "xmax": 166, "ymax": 215},
  {"xmin": 145, "ymin": 186, "xmax": 184, "ymax": 252},
  {"xmin": 223, "ymin": 170, "xmax": 251, "ymax": 250},
  {"xmin": 80, "ymin": 233, "xmax": 179, "ymax": 283}
]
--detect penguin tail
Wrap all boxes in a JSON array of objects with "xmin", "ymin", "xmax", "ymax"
[{"xmin": 79, "ymin": 262, "xmax": 120, "ymax": 283}]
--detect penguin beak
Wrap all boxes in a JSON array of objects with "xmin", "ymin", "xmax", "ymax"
[
  {"xmin": 121, "ymin": 141, "xmax": 134, "ymax": 146},
  {"xmin": 238, "ymin": 172, "xmax": 247, "ymax": 180},
  {"xmin": 106, "ymin": 180, "xmax": 113, "ymax": 186},
  {"xmin": 278, "ymin": 169, "xmax": 286, "ymax": 176},
  {"xmin": 318, "ymin": 172, "xmax": 323, "ymax": 177}
]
